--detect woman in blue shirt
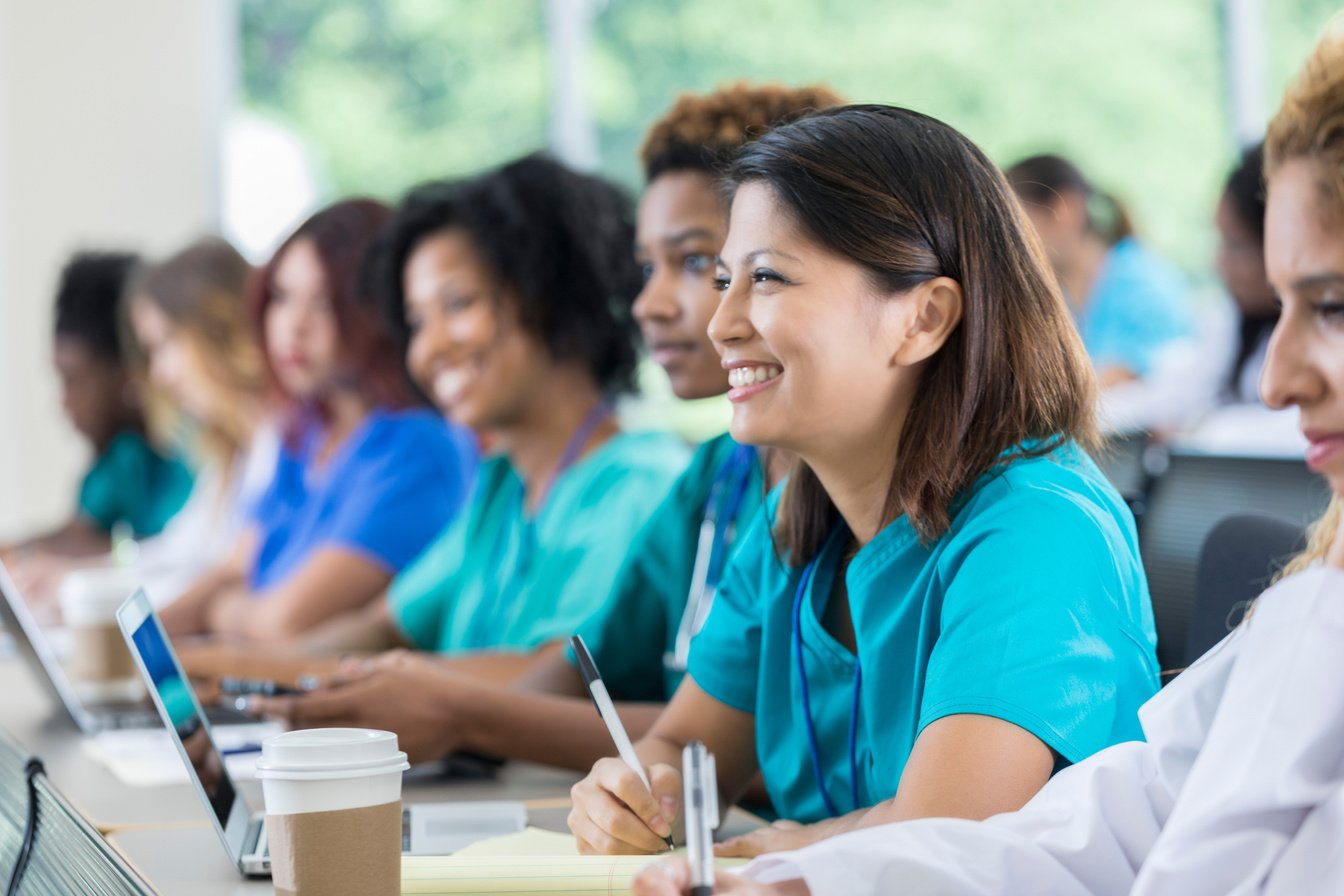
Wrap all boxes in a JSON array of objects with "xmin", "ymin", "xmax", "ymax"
[
  {"xmin": 160, "ymin": 200, "xmax": 477, "ymax": 641},
  {"xmin": 569, "ymin": 105, "xmax": 1158, "ymax": 858}
]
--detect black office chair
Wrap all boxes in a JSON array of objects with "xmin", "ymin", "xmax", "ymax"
[
  {"xmin": 1182, "ymin": 513, "xmax": 1306, "ymax": 671},
  {"xmin": 1140, "ymin": 452, "xmax": 1329, "ymax": 672}
]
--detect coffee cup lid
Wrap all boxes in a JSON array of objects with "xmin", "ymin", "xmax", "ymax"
[
  {"xmin": 255, "ymin": 728, "xmax": 409, "ymax": 781},
  {"xmin": 58, "ymin": 567, "xmax": 141, "ymax": 623}
]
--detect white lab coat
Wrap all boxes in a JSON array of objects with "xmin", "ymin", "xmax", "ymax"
[{"xmin": 744, "ymin": 565, "xmax": 1344, "ymax": 895}]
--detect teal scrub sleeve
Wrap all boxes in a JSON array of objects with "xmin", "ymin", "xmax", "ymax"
[
  {"xmin": 919, "ymin": 491, "xmax": 1158, "ymax": 762},
  {"xmin": 79, "ymin": 431, "xmax": 193, "ymax": 536},
  {"xmin": 685, "ymin": 505, "xmax": 773, "ymax": 714},
  {"xmin": 520, "ymin": 461, "xmax": 677, "ymax": 652},
  {"xmin": 387, "ymin": 514, "xmax": 468, "ymax": 650},
  {"xmin": 572, "ymin": 505, "xmax": 679, "ymax": 702}
]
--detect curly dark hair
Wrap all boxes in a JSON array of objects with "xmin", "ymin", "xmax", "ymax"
[
  {"xmin": 368, "ymin": 152, "xmax": 643, "ymax": 395},
  {"xmin": 639, "ymin": 82, "xmax": 844, "ymax": 182},
  {"xmin": 53, "ymin": 251, "xmax": 140, "ymax": 361}
]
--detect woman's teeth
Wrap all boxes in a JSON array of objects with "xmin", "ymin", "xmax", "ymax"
[
  {"xmin": 728, "ymin": 365, "xmax": 782, "ymax": 389},
  {"xmin": 433, "ymin": 369, "xmax": 470, "ymax": 405}
]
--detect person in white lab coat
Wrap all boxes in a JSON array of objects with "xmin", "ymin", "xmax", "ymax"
[{"xmin": 632, "ymin": 27, "xmax": 1344, "ymax": 896}]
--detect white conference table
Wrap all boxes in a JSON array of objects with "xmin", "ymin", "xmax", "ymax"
[{"xmin": 0, "ymin": 655, "xmax": 583, "ymax": 893}]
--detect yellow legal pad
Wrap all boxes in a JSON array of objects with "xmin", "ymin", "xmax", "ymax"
[{"xmin": 400, "ymin": 827, "xmax": 747, "ymax": 895}]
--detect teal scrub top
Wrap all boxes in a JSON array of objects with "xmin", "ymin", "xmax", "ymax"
[
  {"xmin": 78, "ymin": 429, "xmax": 194, "ymax": 538},
  {"xmin": 572, "ymin": 433, "xmax": 763, "ymax": 701},
  {"xmin": 688, "ymin": 443, "xmax": 1159, "ymax": 824},
  {"xmin": 390, "ymin": 431, "xmax": 689, "ymax": 653}
]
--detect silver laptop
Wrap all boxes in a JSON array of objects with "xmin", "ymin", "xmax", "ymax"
[
  {"xmin": 0, "ymin": 559, "xmax": 232, "ymax": 732},
  {"xmin": 116, "ymin": 589, "xmax": 528, "ymax": 876}
]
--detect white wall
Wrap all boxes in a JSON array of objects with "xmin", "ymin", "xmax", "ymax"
[{"xmin": 0, "ymin": 0, "xmax": 232, "ymax": 541}]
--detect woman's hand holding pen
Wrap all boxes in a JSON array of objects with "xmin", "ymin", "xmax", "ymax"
[{"xmin": 568, "ymin": 756, "xmax": 682, "ymax": 854}]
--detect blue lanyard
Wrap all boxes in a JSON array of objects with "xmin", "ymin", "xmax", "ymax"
[
  {"xmin": 703, "ymin": 444, "xmax": 757, "ymax": 589},
  {"xmin": 792, "ymin": 550, "xmax": 863, "ymax": 818},
  {"xmin": 666, "ymin": 443, "xmax": 758, "ymax": 672}
]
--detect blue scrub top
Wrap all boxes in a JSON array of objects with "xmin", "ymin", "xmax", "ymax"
[
  {"xmin": 248, "ymin": 408, "xmax": 478, "ymax": 591},
  {"xmin": 688, "ymin": 443, "xmax": 1159, "ymax": 824},
  {"xmin": 1082, "ymin": 237, "xmax": 1193, "ymax": 377}
]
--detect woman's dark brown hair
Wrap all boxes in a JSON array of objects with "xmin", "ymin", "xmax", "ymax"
[{"xmin": 726, "ymin": 104, "xmax": 1099, "ymax": 559}]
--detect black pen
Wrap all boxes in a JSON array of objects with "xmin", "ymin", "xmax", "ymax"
[{"xmin": 571, "ymin": 635, "xmax": 676, "ymax": 851}]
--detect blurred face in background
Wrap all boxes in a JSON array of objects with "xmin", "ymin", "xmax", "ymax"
[
  {"xmin": 1016, "ymin": 189, "xmax": 1089, "ymax": 277},
  {"xmin": 402, "ymin": 229, "xmax": 552, "ymax": 432},
  {"xmin": 1261, "ymin": 158, "xmax": 1344, "ymax": 496},
  {"xmin": 129, "ymin": 296, "xmax": 214, "ymax": 421},
  {"xmin": 263, "ymin": 238, "xmax": 343, "ymax": 401},
  {"xmin": 632, "ymin": 170, "xmax": 730, "ymax": 400},
  {"xmin": 53, "ymin": 336, "xmax": 130, "ymax": 448},
  {"xmin": 1215, "ymin": 192, "xmax": 1277, "ymax": 317}
]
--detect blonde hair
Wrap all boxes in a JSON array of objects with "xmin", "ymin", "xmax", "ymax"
[
  {"xmin": 1282, "ymin": 497, "xmax": 1342, "ymax": 577},
  {"xmin": 1265, "ymin": 28, "xmax": 1344, "ymax": 212},
  {"xmin": 1265, "ymin": 28, "xmax": 1344, "ymax": 573},
  {"xmin": 129, "ymin": 237, "xmax": 264, "ymax": 478}
]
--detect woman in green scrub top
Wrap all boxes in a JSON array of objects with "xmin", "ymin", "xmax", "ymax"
[
  {"xmin": 243, "ymin": 86, "xmax": 840, "ymax": 771},
  {"xmin": 340, "ymin": 153, "xmax": 686, "ymax": 661},
  {"xmin": 567, "ymin": 105, "xmax": 1159, "ymax": 859}
]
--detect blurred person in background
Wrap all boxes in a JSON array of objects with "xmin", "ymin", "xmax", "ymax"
[
  {"xmin": 122, "ymin": 237, "xmax": 281, "ymax": 605},
  {"xmin": 1181, "ymin": 141, "xmax": 1305, "ymax": 454},
  {"xmin": 159, "ymin": 199, "xmax": 478, "ymax": 642},
  {"xmin": 1007, "ymin": 154, "xmax": 1202, "ymax": 434},
  {"xmin": 2, "ymin": 252, "xmax": 194, "ymax": 576}
]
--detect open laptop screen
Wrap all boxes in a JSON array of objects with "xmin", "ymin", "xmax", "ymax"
[
  {"xmin": 0, "ymin": 560, "xmax": 87, "ymax": 726},
  {"xmin": 126, "ymin": 604, "xmax": 238, "ymax": 827}
]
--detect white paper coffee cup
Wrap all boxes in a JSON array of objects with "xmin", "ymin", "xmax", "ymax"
[
  {"xmin": 58, "ymin": 567, "xmax": 142, "ymax": 701},
  {"xmin": 256, "ymin": 728, "xmax": 409, "ymax": 896}
]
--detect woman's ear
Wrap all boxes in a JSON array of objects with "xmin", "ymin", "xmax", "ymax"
[{"xmin": 892, "ymin": 276, "xmax": 963, "ymax": 367}]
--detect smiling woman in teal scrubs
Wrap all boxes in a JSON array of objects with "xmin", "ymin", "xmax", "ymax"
[
  {"xmin": 567, "ymin": 105, "xmax": 1159, "ymax": 859},
  {"xmin": 375, "ymin": 154, "xmax": 689, "ymax": 659}
]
